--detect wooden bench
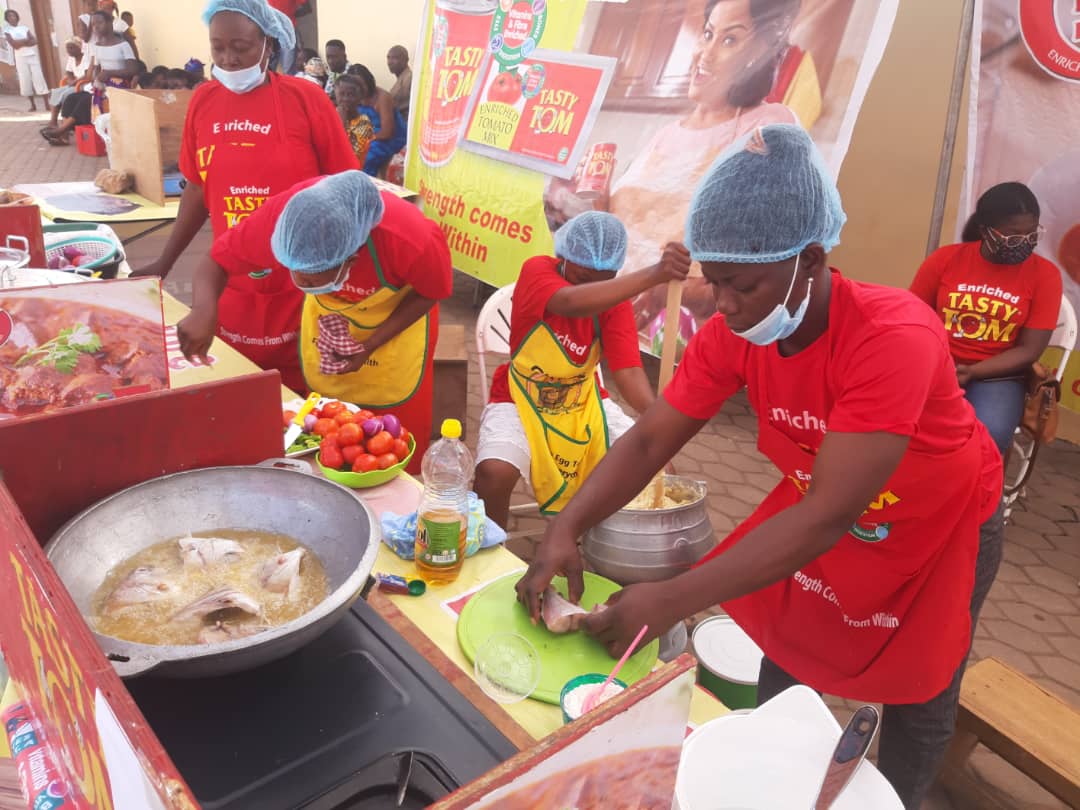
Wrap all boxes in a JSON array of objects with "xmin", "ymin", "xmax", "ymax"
[
  {"xmin": 432, "ymin": 323, "xmax": 468, "ymax": 440},
  {"xmin": 941, "ymin": 657, "xmax": 1080, "ymax": 808}
]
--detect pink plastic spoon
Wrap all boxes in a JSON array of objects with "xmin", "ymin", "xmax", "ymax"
[{"xmin": 582, "ymin": 624, "xmax": 649, "ymax": 714}]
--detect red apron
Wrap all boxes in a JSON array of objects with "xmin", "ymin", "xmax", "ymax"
[
  {"xmin": 699, "ymin": 413, "xmax": 1001, "ymax": 704},
  {"xmin": 200, "ymin": 74, "xmax": 320, "ymax": 394}
]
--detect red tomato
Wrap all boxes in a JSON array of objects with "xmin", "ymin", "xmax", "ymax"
[
  {"xmin": 320, "ymin": 446, "xmax": 345, "ymax": 470},
  {"xmin": 352, "ymin": 453, "xmax": 379, "ymax": 473},
  {"xmin": 313, "ymin": 418, "xmax": 338, "ymax": 437},
  {"xmin": 282, "ymin": 410, "xmax": 298, "ymax": 429},
  {"xmin": 398, "ymin": 428, "xmax": 412, "ymax": 446},
  {"xmin": 342, "ymin": 445, "xmax": 364, "ymax": 465},
  {"xmin": 366, "ymin": 430, "xmax": 394, "ymax": 456},
  {"xmin": 321, "ymin": 401, "xmax": 345, "ymax": 419},
  {"xmin": 391, "ymin": 438, "xmax": 410, "ymax": 459},
  {"xmin": 334, "ymin": 410, "xmax": 355, "ymax": 426},
  {"xmin": 337, "ymin": 422, "xmax": 363, "ymax": 447},
  {"xmin": 488, "ymin": 70, "xmax": 522, "ymax": 104},
  {"xmin": 356, "ymin": 409, "xmax": 376, "ymax": 421},
  {"xmin": 319, "ymin": 435, "xmax": 340, "ymax": 453},
  {"xmin": 375, "ymin": 452, "xmax": 399, "ymax": 470}
]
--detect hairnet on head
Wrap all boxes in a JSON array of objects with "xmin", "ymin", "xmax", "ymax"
[
  {"xmin": 271, "ymin": 171, "xmax": 385, "ymax": 274},
  {"xmin": 553, "ymin": 211, "xmax": 628, "ymax": 271},
  {"xmin": 686, "ymin": 124, "xmax": 846, "ymax": 264},
  {"xmin": 202, "ymin": 0, "xmax": 296, "ymax": 54}
]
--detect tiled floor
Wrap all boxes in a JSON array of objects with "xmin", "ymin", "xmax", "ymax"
[{"xmin": 2, "ymin": 107, "xmax": 1077, "ymax": 809}]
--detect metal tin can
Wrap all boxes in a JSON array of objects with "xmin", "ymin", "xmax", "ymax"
[{"xmin": 691, "ymin": 616, "xmax": 763, "ymax": 710}]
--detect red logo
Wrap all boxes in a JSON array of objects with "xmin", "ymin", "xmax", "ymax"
[
  {"xmin": 0, "ymin": 310, "xmax": 11, "ymax": 348},
  {"xmin": 1019, "ymin": 0, "xmax": 1080, "ymax": 82}
]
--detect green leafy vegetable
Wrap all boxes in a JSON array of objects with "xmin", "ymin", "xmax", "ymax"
[{"xmin": 16, "ymin": 323, "xmax": 103, "ymax": 374}]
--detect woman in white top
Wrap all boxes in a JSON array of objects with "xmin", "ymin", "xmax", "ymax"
[
  {"xmin": 46, "ymin": 39, "xmax": 92, "ymax": 126},
  {"xmin": 78, "ymin": 0, "xmax": 137, "ymax": 58},
  {"xmin": 2, "ymin": 10, "xmax": 49, "ymax": 112}
]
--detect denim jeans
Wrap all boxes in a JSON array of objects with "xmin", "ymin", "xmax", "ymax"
[
  {"xmin": 964, "ymin": 377, "xmax": 1026, "ymax": 456},
  {"xmin": 756, "ymin": 503, "xmax": 1005, "ymax": 810}
]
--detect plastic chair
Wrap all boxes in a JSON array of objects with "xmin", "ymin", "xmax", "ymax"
[
  {"xmin": 1003, "ymin": 296, "xmax": 1077, "ymax": 519},
  {"xmin": 476, "ymin": 283, "xmax": 515, "ymax": 405}
]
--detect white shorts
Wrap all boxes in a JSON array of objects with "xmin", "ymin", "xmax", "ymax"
[{"xmin": 476, "ymin": 399, "xmax": 636, "ymax": 484}]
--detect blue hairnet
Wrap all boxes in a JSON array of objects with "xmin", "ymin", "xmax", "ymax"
[
  {"xmin": 271, "ymin": 171, "xmax": 385, "ymax": 273},
  {"xmin": 202, "ymin": 0, "xmax": 296, "ymax": 53},
  {"xmin": 553, "ymin": 211, "xmax": 627, "ymax": 271},
  {"xmin": 686, "ymin": 124, "xmax": 846, "ymax": 264}
]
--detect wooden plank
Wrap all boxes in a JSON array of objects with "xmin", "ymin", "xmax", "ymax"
[
  {"xmin": 366, "ymin": 588, "xmax": 537, "ymax": 752},
  {"xmin": 108, "ymin": 89, "xmax": 165, "ymax": 206},
  {"xmin": 956, "ymin": 657, "xmax": 1080, "ymax": 807},
  {"xmin": 0, "ymin": 372, "xmax": 283, "ymax": 544}
]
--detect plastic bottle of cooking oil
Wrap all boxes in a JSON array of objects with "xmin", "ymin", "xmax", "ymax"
[{"xmin": 415, "ymin": 419, "xmax": 473, "ymax": 584}]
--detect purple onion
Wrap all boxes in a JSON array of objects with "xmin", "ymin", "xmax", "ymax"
[
  {"xmin": 62, "ymin": 246, "xmax": 83, "ymax": 260},
  {"xmin": 303, "ymin": 413, "xmax": 318, "ymax": 431},
  {"xmin": 48, "ymin": 255, "xmax": 62, "ymax": 269},
  {"xmin": 361, "ymin": 417, "xmax": 382, "ymax": 437},
  {"xmin": 381, "ymin": 414, "xmax": 401, "ymax": 438}
]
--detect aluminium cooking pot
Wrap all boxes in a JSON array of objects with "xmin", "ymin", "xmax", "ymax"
[{"xmin": 45, "ymin": 462, "xmax": 380, "ymax": 679}]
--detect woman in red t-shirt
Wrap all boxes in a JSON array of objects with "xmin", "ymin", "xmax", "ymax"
[
  {"xmin": 132, "ymin": 0, "xmax": 358, "ymax": 394},
  {"xmin": 910, "ymin": 182, "xmax": 1063, "ymax": 454}
]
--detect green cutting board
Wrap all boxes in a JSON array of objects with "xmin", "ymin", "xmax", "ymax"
[{"xmin": 457, "ymin": 572, "xmax": 660, "ymax": 704}]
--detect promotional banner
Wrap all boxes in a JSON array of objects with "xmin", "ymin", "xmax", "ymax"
[
  {"xmin": 963, "ymin": 0, "xmax": 1080, "ymax": 416},
  {"xmin": 406, "ymin": 0, "xmax": 900, "ymax": 355}
]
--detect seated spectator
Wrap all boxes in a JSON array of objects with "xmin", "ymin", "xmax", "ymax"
[
  {"xmin": 910, "ymin": 182, "xmax": 1063, "ymax": 456},
  {"xmin": 164, "ymin": 68, "xmax": 193, "ymax": 89},
  {"xmin": 292, "ymin": 47, "xmax": 318, "ymax": 76},
  {"xmin": 301, "ymin": 56, "xmax": 327, "ymax": 89},
  {"xmin": 387, "ymin": 45, "xmax": 411, "ymax": 120},
  {"xmin": 346, "ymin": 63, "xmax": 406, "ymax": 177},
  {"xmin": 47, "ymin": 38, "xmax": 92, "ymax": 125},
  {"xmin": 335, "ymin": 74, "xmax": 375, "ymax": 168},
  {"xmin": 133, "ymin": 70, "xmax": 154, "ymax": 89},
  {"xmin": 324, "ymin": 38, "xmax": 349, "ymax": 101},
  {"xmin": 184, "ymin": 58, "xmax": 206, "ymax": 84}
]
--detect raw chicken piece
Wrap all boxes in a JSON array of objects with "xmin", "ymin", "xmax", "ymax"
[
  {"xmin": 179, "ymin": 535, "xmax": 244, "ymax": 568},
  {"xmin": 104, "ymin": 566, "xmax": 174, "ymax": 614},
  {"xmin": 198, "ymin": 621, "xmax": 267, "ymax": 645},
  {"xmin": 172, "ymin": 588, "xmax": 261, "ymax": 622},
  {"xmin": 259, "ymin": 548, "xmax": 305, "ymax": 600},
  {"xmin": 541, "ymin": 586, "xmax": 606, "ymax": 634}
]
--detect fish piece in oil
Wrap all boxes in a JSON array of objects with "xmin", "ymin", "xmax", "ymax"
[
  {"xmin": 104, "ymin": 566, "xmax": 175, "ymax": 615},
  {"xmin": 198, "ymin": 621, "xmax": 268, "ymax": 645},
  {"xmin": 179, "ymin": 535, "xmax": 244, "ymax": 568},
  {"xmin": 172, "ymin": 588, "xmax": 261, "ymax": 622},
  {"xmin": 259, "ymin": 548, "xmax": 305, "ymax": 600}
]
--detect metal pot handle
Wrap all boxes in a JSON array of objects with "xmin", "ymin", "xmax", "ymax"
[
  {"xmin": 257, "ymin": 458, "xmax": 314, "ymax": 475},
  {"xmin": 109, "ymin": 652, "xmax": 160, "ymax": 679},
  {"xmin": 5, "ymin": 235, "xmax": 29, "ymax": 253}
]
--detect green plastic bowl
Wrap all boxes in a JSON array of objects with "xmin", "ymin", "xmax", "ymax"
[
  {"xmin": 316, "ymin": 435, "xmax": 415, "ymax": 488},
  {"xmin": 560, "ymin": 673, "xmax": 628, "ymax": 724}
]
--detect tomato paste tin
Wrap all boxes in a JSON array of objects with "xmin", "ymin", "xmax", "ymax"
[{"xmin": 574, "ymin": 142, "xmax": 617, "ymax": 199}]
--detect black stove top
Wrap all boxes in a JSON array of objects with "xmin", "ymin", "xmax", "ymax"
[{"xmin": 125, "ymin": 598, "xmax": 516, "ymax": 809}]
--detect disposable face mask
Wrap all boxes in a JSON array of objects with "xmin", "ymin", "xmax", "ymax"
[
  {"xmin": 732, "ymin": 255, "xmax": 812, "ymax": 346},
  {"xmin": 294, "ymin": 257, "xmax": 351, "ymax": 296},
  {"xmin": 212, "ymin": 39, "xmax": 268, "ymax": 94}
]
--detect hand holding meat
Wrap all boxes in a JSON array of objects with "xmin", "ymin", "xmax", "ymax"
[
  {"xmin": 515, "ymin": 525, "xmax": 585, "ymax": 623},
  {"xmin": 583, "ymin": 582, "xmax": 670, "ymax": 658}
]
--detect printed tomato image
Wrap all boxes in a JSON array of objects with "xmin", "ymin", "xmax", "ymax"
[{"xmin": 488, "ymin": 70, "xmax": 522, "ymax": 105}]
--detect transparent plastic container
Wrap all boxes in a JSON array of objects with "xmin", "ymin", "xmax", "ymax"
[{"xmin": 414, "ymin": 419, "xmax": 474, "ymax": 584}]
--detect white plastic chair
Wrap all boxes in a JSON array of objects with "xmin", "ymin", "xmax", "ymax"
[
  {"xmin": 1003, "ymin": 296, "xmax": 1077, "ymax": 518},
  {"xmin": 476, "ymin": 283, "xmax": 515, "ymax": 405}
]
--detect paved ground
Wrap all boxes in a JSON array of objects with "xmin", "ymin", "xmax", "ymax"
[{"xmin": 2, "ymin": 106, "xmax": 1077, "ymax": 808}]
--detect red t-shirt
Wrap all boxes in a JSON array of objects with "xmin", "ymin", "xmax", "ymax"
[
  {"xmin": 909, "ymin": 242, "xmax": 1063, "ymax": 363},
  {"xmin": 211, "ymin": 177, "xmax": 453, "ymax": 303},
  {"xmin": 666, "ymin": 272, "xmax": 992, "ymax": 464},
  {"xmin": 267, "ymin": 0, "xmax": 303, "ymax": 23},
  {"xmin": 488, "ymin": 256, "xmax": 642, "ymax": 403},
  {"xmin": 179, "ymin": 73, "xmax": 359, "ymax": 239}
]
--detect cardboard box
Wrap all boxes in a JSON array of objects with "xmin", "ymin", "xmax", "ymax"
[
  {"xmin": 107, "ymin": 89, "xmax": 193, "ymax": 206},
  {"xmin": 432, "ymin": 323, "xmax": 469, "ymax": 440}
]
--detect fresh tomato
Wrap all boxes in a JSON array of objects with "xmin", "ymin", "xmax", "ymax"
[
  {"xmin": 334, "ymin": 409, "xmax": 355, "ymax": 426},
  {"xmin": 391, "ymin": 438, "xmax": 410, "ymax": 459},
  {"xmin": 375, "ymin": 452, "xmax": 398, "ymax": 470},
  {"xmin": 366, "ymin": 430, "xmax": 394, "ymax": 456},
  {"xmin": 320, "ymin": 445, "xmax": 345, "ymax": 470},
  {"xmin": 356, "ymin": 409, "xmax": 376, "ymax": 421},
  {"xmin": 319, "ymin": 435, "xmax": 340, "ymax": 453},
  {"xmin": 321, "ymin": 401, "xmax": 346, "ymax": 419},
  {"xmin": 398, "ymin": 427, "xmax": 412, "ymax": 446},
  {"xmin": 337, "ymin": 422, "xmax": 363, "ymax": 447},
  {"xmin": 342, "ymin": 445, "xmax": 364, "ymax": 465},
  {"xmin": 352, "ymin": 453, "xmax": 379, "ymax": 473},
  {"xmin": 282, "ymin": 410, "xmax": 298, "ymax": 429},
  {"xmin": 313, "ymin": 418, "xmax": 338, "ymax": 437}
]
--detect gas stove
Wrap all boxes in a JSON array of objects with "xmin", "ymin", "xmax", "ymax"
[{"xmin": 125, "ymin": 597, "xmax": 516, "ymax": 809}]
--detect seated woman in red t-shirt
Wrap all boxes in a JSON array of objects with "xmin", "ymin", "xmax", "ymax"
[
  {"xmin": 474, "ymin": 212, "xmax": 689, "ymax": 528},
  {"xmin": 910, "ymin": 182, "xmax": 1063, "ymax": 455}
]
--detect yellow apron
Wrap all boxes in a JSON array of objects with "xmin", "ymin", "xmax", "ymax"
[
  {"xmin": 299, "ymin": 239, "xmax": 428, "ymax": 408},
  {"xmin": 508, "ymin": 321, "xmax": 610, "ymax": 514}
]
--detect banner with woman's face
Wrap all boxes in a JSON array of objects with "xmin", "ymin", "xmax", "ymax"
[{"xmin": 405, "ymin": 0, "xmax": 899, "ymax": 355}]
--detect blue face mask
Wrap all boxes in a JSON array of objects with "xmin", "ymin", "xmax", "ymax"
[
  {"xmin": 294, "ymin": 257, "xmax": 350, "ymax": 296},
  {"xmin": 732, "ymin": 255, "xmax": 812, "ymax": 346},
  {"xmin": 212, "ymin": 39, "xmax": 268, "ymax": 94}
]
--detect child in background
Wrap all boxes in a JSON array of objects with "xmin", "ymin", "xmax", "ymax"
[
  {"xmin": 120, "ymin": 11, "xmax": 136, "ymax": 43},
  {"xmin": 335, "ymin": 75, "xmax": 375, "ymax": 169}
]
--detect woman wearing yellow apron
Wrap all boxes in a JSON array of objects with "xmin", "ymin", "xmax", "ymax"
[
  {"xmin": 178, "ymin": 171, "xmax": 453, "ymax": 471},
  {"xmin": 475, "ymin": 212, "xmax": 690, "ymax": 527}
]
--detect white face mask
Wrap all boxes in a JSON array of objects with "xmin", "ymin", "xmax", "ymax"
[
  {"xmin": 212, "ymin": 38, "xmax": 268, "ymax": 95},
  {"xmin": 293, "ymin": 257, "xmax": 351, "ymax": 296},
  {"xmin": 732, "ymin": 254, "xmax": 812, "ymax": 346}
]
